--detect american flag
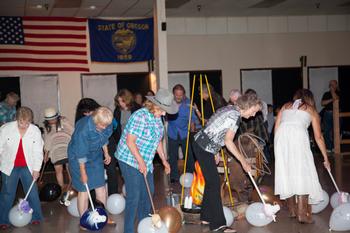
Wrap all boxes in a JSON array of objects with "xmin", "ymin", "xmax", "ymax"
[{"xmin": 0, "ymin": 16, "xmax": 89, "ymax": 72}]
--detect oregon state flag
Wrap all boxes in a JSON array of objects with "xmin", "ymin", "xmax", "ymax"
[{"xmin": 88, "ymin": 18, "xmax": 153, "ymax": 62}]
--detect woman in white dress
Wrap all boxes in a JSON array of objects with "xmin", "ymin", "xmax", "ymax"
[{"xmin": 274, "ymin": 89, "xmax": 330, "ymax": 224}]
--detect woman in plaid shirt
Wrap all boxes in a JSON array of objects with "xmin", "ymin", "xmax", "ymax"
[{"xmin": 116, "ymin": 89, "xmax": 178, "ymax": 233}]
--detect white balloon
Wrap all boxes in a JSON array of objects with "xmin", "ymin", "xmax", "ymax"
[
  {"xmin": 245, "ymin": 202, "xmax": 273, "ymax": 227},
  {"xmin": 329, "ymin": 203, "xmax": 350, "ymax": 231},
  {"xmin": 106, "ymin": 193, "xmax": 126, "ymax": 215},
  {"xmin": 137, "ymin": 217, "xmax": 168, "ymax": 233},
  {"xmin": 223, "ymin": 206, "xmax": 234, "ymax": 226},
  {"xmin": 179, "ymin": 173, "xmax": 193, "ymax": 188},
  {"xmin": 122, "ymin": 184, "xmax": 126, "ymax": 197},
  {"xmin": 311, "ymin": 190, "xmax": 329, "ymax": 214},
  {"xmin": 9, "ymin": 205, "xmax": 32, "ymax": 227},
  {"xmin": 330, "ymin": 192, "xmax": 350, "ymax": 209},
  {"xmin": 67, "ymin": 197, "xmax": 80, "ymax": 217}
]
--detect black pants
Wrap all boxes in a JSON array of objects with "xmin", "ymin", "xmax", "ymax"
[
  {"xmin": 105, "ymin": 155, "xmax": 118, "ymax": 195},
  {"xmin": 168, "ymin": 136, "xmax": 195, "ymax": 180},
  {"xmin": 192, "ymin": 141, "xmax": 226, "ymax": 230}
]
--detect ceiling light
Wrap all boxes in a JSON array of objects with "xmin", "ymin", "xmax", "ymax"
[
  {"xmin": 36, "ymin": 4, "xmax": 43, "ymax": 9},
  {"xmin": 89, "ymin": 5, "xmax": 96, "ymax": 10}
]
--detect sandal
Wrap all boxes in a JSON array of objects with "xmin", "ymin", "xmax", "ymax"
[
  {"xmin": 107, "ymin": 218, "xmax": 116, "ymax": 226},
  {"xmin": 213, "ymin": 225, "xmax": 237, "ymax": 233}
]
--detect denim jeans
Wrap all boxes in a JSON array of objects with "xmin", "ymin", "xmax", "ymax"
[
  {"xmin": 118, "ymin": 161, "xmax": 154, "ymax": 233},
  {"xmin": 323, "ymin": 111, "xmax": 333, "ymax": 150},
  {"xmin": 0, "ymin": 168, "xmax": 43, "ymax": 225},
  {"xmin": 168, "ymin": 136, "xmax": 195, "ymax": 180}
]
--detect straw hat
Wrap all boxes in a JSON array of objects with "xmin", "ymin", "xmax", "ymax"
[{"xmin": 44, "ymin": 107, "xmax": 59, "ymax": 120}]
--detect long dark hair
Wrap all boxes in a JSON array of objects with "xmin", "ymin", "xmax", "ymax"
[
  {"xmin": 44, "ymin": 117, "xmax": 62, "ymax": 133},
  {"xmin": 75, "ymin": 98, "xmax": 100, "ymax": 123}
]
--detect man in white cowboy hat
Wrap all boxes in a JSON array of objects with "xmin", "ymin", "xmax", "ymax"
[{"xmin": 116, "ymin": 88, "xmax": 177, "ymax": 233}]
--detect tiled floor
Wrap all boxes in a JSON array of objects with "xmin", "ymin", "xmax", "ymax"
[{"xmin": 2, "ymin": 153, "xmax": 349, "ymax": 233}]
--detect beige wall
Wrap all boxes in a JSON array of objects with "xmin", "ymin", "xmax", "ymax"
[
  {"xmin": 167, "ymin": 31, "xmax": 350, "ymax": 100},
  {"xmin": 1, "ymin": 31, "xmax": 350, "ymax": 123}
]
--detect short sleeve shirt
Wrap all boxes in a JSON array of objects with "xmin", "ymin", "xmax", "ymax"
[
  {"xmin": 321, "ymin": 90, "xmax": 340, "ymax": 111},
  {"xmin": 194, "ymin": 105, "xmax": 241, "ymax": 154},
  {"xmin": 116, "ymin": 108, "xmax": 164, "ymax": 172}
]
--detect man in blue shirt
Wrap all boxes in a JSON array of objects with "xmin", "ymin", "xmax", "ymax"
[
  {"xmin": 0, "ymin": 92, "xmax": 19, "ymax": 126},
  {"xmin": 167, "ymin": 84, "xmax": 197, "ymax": 183}
]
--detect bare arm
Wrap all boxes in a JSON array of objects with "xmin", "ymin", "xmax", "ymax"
[
  {"xmin": 310, "ymin": 109, "xmax": 330, "ymax": 170},
  {"xmin": 321, "ymin": 98, "xmax": 333, "ymax": 107},
  {"xmin": 224, "ymin": 129, "xmax": 252, "ymax": 173},
  {"xmin": 102, "ymin": 144, "xmax": 111, "ymax": 165},
  {"xmin": 274, "ymin": 105, "xmax": 284, "ymax": 134},
  {"xmin": 156, "ymin": 141, "xmax": 170, "ymax": 174},
  {"xmin": 126, "ymin": 134, "xmax": 147, "ymax": 174}
]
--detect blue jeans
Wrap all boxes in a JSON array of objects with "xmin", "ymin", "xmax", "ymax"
[
  {"xmin": 168, "ymin": 136, "xmax": 195, "ymax": 180},
  {"xmin": 118, "ymin": 161, "xmax": 154, "ymax": 233},
  {"xmin": 323, "ymin": 111, "xmax": 333, "ymax": 150},
  {"xmin": 0, "ymin": 168, "xmax": 43, "ymax": 225}
]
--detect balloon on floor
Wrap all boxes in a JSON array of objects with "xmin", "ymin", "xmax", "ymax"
[
  {"xmin": 330, "ymin": 192, "xmax": 350, "ymax": 209},
  {"xmin": 329, "ymin": 203, "xmax": 350, "ymax": 231},
  {"xmin": 80, "ymin": 207, "xmax": 108, "ymax": 231},
  {"xmin": 179, "ymin": 173, "xmax": 193, "ymax": 188},
  {"xmin": 137, "ymin": 217, "xmax": 168, "ymax": 233},
  {"xmin": 39, "ymin": 183, "xmax": 62, "ymax": 202},
  {"xmin": 158, "ymin": 206, "xmax": 182, "ymax": 233},
  {"xmin": 245, "ymin": 202, "xmax": 274, "ymax": 227},
  {"xmin": 223, "ymin": 206, "xmax": 234, "ymax": 226},
  {"xmin": 106, "ymin": 193, "xmax": 125, "ymax": 215},
  {"xmin": 67, "ymin": 197, "xmax": 80, "ymax": 217},
  {"xmin": 311, "ymin": 189, "xmax": 329, "ymax": 213},
  {"xmin": 9, "ymin": 205, "xmax": 32, "ymax": 227}
]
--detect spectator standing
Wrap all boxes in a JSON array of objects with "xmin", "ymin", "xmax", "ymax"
[
  {"xmin": 0, "ymin": 92, "xmax": 20, "ymax": 126},
  {"xmin": 167, "ymin": 84, "xmax": 197, "ymax": 183},
  {"xmin": 321, "ymin": 80, "xmax": 340, "ymax": 152}
]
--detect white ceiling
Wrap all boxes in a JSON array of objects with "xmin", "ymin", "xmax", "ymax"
[{"xmin": 0, "ymin": 0, "xmax": 349, "ymax": 18}]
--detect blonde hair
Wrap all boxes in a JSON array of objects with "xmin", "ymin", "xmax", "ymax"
[
  {"xmin": 144, "ymin": 100, "xmax": 162, "ymax": 114},
  {"xmin": 16, "ymin": 107, "xmax": 33, "ymax": 122},
  {"xmin": 92, "ymin": 107, "xmax": 113, "ymax": 126}
]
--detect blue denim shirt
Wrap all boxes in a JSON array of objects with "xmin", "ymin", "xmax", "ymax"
[
  {"xmin": 167, "ymin": 98, "xmax": 196, "ymax": 140},
  {"xmin": 68, "ymin": 116, "xmax": 112, "ymax": 164}
]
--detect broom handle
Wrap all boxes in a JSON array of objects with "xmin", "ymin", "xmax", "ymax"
[
  {"xmin": 143, "ymin": 173, "xmax": 156, "ymax": 214},
  {"xmin": 38, "ymin": 160, "xmax": 48, "ymax": 183},
  {"xmin": 327, "ymin": 168, "xmax": 340, "ymax": 193},
  {"xmin": 24, "ymin": 179, "xmax": 36, "ymax": 201},
  {"xmin": 85, "ymin": 183, "xmax": 95, "ymax": 211},
  {"xmin": 248, "ymin": 172, "xmax": 266, "ymax": 205}
]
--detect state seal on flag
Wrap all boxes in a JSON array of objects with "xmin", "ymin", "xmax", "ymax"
[{"xmin": 111, "ymin": 29, "xmax": 136, "ymax": 55}]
